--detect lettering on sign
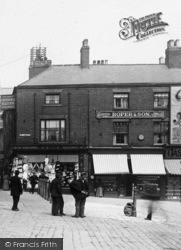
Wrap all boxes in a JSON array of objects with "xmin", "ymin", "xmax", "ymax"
[
  {"xmin": 165, "ymin": 148, "xmax": 181, "ymax": 158},
  {"xmin": 96, "ymin": 111, "xmax": 165, "ymax": 119}
]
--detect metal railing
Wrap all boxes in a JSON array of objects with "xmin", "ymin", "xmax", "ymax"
[{"xmin": 38, "ymin": 179, "xmax": 51, "ymax": 201}]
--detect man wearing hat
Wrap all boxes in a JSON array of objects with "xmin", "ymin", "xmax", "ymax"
[
  {"xmin": 68, "ymin": 172, "xmax": 89, "ymax": 218},
  {"xmin": 10, "ymin": 170, "xmax": 23, "ymax": 211},
  {"xmin": 49, "ymin": 171, "xmax": 65, "ymax": 216}
]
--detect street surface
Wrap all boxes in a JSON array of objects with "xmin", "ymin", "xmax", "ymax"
[{"xmin": 0, "ymin": 190, "xmax": 181, "ymax": 250}]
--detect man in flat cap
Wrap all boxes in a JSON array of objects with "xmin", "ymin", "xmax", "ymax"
[{"xmin": 10, "ymin": 170, "xmax": 23, "ymax": 211}]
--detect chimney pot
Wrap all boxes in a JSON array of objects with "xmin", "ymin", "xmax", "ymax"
[
  {"xmin": 167, "ymin": 40, "xmax": 174, "ymax": 48},
  {"xmin": 159, "ymin": 57, "xmax": 165, "ymax": 64},
  {"xmin": 93, "ymin": 60, "xmax": 96, "ymax": 65},
  {"xmin": 175, "ymin": 39, "xmax": 181, "ymax": 47},
  {"xmin": 101, "ymin": 60, "xmax": 104, "ymax": 65},
  {"xmin": 97, "ymin": 60, "xmax": 100, "ymax": 65},
  {"xmin": 105, "ymin": 60, "xmax": 108, "ymax": 64}
]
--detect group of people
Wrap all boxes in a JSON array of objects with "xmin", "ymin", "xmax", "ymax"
[
  {"xmin": 50, "ymin": 171, "xmax": 89, "ymax": 218},
  {"xmin": 9, "ymin": 170, "xmax": 89, "ymax": 218}
]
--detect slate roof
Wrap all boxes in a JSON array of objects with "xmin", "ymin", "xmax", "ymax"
[{"xmin": 19, "ymin": 64, "xmax": 181, "ymax": 87}]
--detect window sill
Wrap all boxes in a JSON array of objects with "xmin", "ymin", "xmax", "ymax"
[{"xmin": 43, "ymin": 104, "xmax": 62, "ymax": 107}]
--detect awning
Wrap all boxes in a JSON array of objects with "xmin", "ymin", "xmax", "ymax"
[
  {"xmin": 164, "ymin": 160, "xmax": 181, "ymax": 175},
  {"xmin": 93, "ymin": 154, "xmax": 129, "ymax": 174},
  {"xmin": 130, "ymin": 154, "xmax": 166, "ymax": 175}
]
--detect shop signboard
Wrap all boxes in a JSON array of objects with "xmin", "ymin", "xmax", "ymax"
[
  {"xmin": 96, "ymin": 110, "xmax": 165, "ymax": 119},
  {"xmin": 170, "ymin": 86, "xmax": 181, "ymax": 144},
  {"xmin": 1, "ymin": 95, "xmax": 15, "ymax": 110}
]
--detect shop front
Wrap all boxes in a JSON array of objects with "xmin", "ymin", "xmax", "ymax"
[
  {"xmin": 92, "ymin": 154, "xmax": 133, "ymax": 197},
  {"xmin": 130, "ymin": 154, "xmax": 166, "ymax": 199},
  {"xmin": 13, "ymin": 154, "xmax": 80, "ymax": 191}
]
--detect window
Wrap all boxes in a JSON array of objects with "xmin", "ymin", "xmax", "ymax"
[
  {"xmin": 41, "ymin": 120, "xmax": 66, "ymax": 142},
  {"xmin": 154, "ymin": 93, "xmax": 169, "ymax": 108},
  {"xmin": 113, "ymin": 122, "xmax": 128, "ymax": 145},
  {"xmin": 45, "ymin": 94, "xmax": 60, "ymax": 104},
  {"xmin": 154, "ymin": 121, "xmax": 169, "ymax": 144},
  {"xmin": 114, "ymin": 93, "xmax": 129, "ymax": 109}
]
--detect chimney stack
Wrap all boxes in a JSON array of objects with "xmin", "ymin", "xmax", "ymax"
[
  {"xmin": 165, "ymin": 39, "xmax": 181, "ymax": 68},
  {"xmin": 80, "ymin": 39, "xmax": 90, "ymax": 69},
  {"xmin": 29, "ymin": 45, "xmax": 52, "ymax": 79}
]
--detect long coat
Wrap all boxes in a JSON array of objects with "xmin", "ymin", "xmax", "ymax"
[
  {"xmin": 49, "ymin": 178, "xmax": 62, "ymax": 197},
  {"xmin": 10, "ymin": 176, "xmax": 23, "ymax": 196},
  {"xmin": 69, "ymin": 179, "xmax": 89, "ymax": 200}
]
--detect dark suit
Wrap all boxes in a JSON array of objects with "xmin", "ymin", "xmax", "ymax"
[
  {"xmin": 49, "ymin": 177, "xmax": 64, "ymax": 216},
  {"xmin": 10, "ymin": 175, "xmax": 23, "ymax": 210},
  {"xmin": 69, "ymin": 179, "xmax": 89, "ymax": 217}
]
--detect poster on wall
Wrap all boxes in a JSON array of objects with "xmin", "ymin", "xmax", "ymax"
[{"xmin": 170, "ymin": 86, "xmax": 181, "ymax": 144}]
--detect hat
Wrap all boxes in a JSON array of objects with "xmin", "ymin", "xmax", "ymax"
[{"xmin": 15, "ymin": 170, "xmax": 19, "ymax": 175}]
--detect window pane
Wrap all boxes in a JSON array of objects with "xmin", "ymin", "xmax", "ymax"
[
  {"xmin": 114, "ymin": 93, "xmax": 128, "ymax": 108},
  {"xmin": 154, "ymin": 93, "xmax": 169, "ymax": 108},
  {"xmin": 45, "ymin": 95, "xmax": 60, "ymax": 104},
  {"xmin": 40, "ymin": 120, "xmax": 66, "ymax": 142}
]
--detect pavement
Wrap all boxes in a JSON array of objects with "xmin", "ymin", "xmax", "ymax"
[{"xmin": 0, "ymin": 190, "xmax": 181, "ymax": 250}]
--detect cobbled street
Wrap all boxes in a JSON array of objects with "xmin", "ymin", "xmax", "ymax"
[{"xmin": 0, "ymin": 190, "xmax": 181, "ymax": 250}]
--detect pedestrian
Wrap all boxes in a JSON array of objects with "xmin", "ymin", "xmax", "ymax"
[
  {"xmin": 38, "ymin": 171, "xmax": 49, "ymax": 180},
  {"xmin": 145, "ymin": 195, "xmax": 159, "ymax": 221},
  {"xmin": 29, "ymin": 172, "xmax": 39, "ymax": 194},
  {"xmin": 2, "ymin": 172, "xmax": 9, "ymax": 190},
  {"xmin": 96, "ymin": 178, "xmax": 103, "ymax": 197},
  {"xmin": 49, "ymin": 172, "xmax": 65, "ymax": 216},
  {"xmin": 10, "ymin": 170, "xmax": 23, "ymax": 211},
  {"xmin": 68, "ymin": 172, "xmax": 89, "ymax": 218}
]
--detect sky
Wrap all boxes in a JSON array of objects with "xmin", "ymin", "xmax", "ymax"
[{"xmin": 0, "ymin": 0, "xmax": 181, "ymax": 88}]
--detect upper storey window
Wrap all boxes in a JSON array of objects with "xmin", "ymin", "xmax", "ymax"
[
  {"xmin": 45, "ymin": 94, "xmax": 60, "ymax": 105},
  {"xmin": 154, "ymin": 93, "xmax": 169, "ymax": 108},
  {"xmin": 114, "ymin": 93, "xmax": 129, "ymax": 109}
]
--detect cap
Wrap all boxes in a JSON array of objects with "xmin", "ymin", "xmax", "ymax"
[{"xmin": 15, "ymin": 170, "xmax": 19, "ymax": 175}]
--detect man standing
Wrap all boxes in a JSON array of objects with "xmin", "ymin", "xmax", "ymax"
[
  {"xmin": 10, "ymin": 170, "xmax": 23, "ymax": 211},
  {"xmin": 69, "ymin": 172, "xmax": 89, "ymax": 218},
  {"xmin": 29, "ymin": 172, "xmax": 38, "ymax": 194},
  {"xmin": 49, "ymin": 172, "xmax": 65, "ymax": 216}
]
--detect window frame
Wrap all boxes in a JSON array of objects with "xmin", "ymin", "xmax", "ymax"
[
  {"xmin": 113, "ymin": 121, "xmax": 129, "ymax": 145},
  {"xmin": 153, "ymin": 121, "xmax": 169, "ymax": 145},
  {"xmin": 153, "ymin": 92, "xmax": 169, "ymax": 109},
  {"xmin": 40, "ymin": 119, "xmax": 66, "ymax": 142},
  {"xmin": 45, "ymin": 93, "xmax": 61, "ymax": 105},
  {"xmin": 113, "ymin": 93, "xmax": 129, "ymax": 109}
]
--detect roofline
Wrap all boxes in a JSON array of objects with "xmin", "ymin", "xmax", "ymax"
[{"xmin": 16, "ymin": 82, "xmax": 181, "ymax": 90}]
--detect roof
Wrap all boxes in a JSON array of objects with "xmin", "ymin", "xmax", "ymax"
[{"xmin": 18, "ymin": 64, "xmax": 181, "ymax": 87}]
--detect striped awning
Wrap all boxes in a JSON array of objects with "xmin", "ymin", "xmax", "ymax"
[
  {"xmin": 164, "ymin": 160, "xmax": 181, "ymax": 175},
  {"xmin": 93, "ymin": 154, "xmax": 129, "ymax": 174},
  {"xmin": 131, "ymin": 154, "xmax": 166, "ymax": 175}
]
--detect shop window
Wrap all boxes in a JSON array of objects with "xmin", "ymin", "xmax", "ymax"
[
  {"xmin": 154, "ymin": 93, "xmax": 169, "ymax": 108},
  {"xmin": 40, "ymin": 120, "xmax": 66, "ymax": 142},
  {"xmin": 114, "ymin": 93, "xmax": 129, "ymax": 109},
  {"xmin": 154, "ymin": 121, "xmax": 169, "ymax": 145},
  {"xmin": 45, "ymin": 94, "xmax": 60, "ymax": 104},
  {"xmin": 113, "ymin": 122, "xmax": 128, "ymax": 145}
]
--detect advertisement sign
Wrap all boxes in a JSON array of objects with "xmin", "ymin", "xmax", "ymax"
[
  {"xmin": 1, "ymin": 95, "xmax": 15, "ymax": 110},
  {"xmin": 170, "ymin": 86, "xmax": 181, "ymax": 144}
]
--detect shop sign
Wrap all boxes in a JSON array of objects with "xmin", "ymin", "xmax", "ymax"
[
  {"xmin": 96, "ymin": 111, "xmax": 165, "ymax": 119},
  {"xmin": 19, "ymin": 134, "xmax": 31, "ymax": 137},
  {"xmin": 1, "ymin": 95, "xmax": 15, "ymax": 109},
  {"xmin": 165, "ymin": 148, "xmax": 181, "ymax": 158},
  {"xmin": 170, "ymin": 86, "xmax": 181, "ymax": 145}
]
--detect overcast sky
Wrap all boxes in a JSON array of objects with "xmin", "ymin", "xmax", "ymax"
[{"xmin": 0, "ymin": 0, "xmax": 181, "ymax": 88}]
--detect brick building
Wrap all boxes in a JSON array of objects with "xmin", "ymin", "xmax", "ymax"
[{"xmin": 3, "ymin": 39, "xmax": 181, "ymax": 198}]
